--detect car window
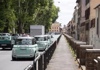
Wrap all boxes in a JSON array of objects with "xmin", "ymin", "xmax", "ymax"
[
  {"xmin": 44, "ymin": 37, "xmax": 47, "ymax": 41},
  {"xmin": 0, "ymin": 34, "xmax": 2, "ymax": 36},
  {"xmin": 0, "ymin": 33, "xmax": 11, "ymax": 36},
  {"xmin": 38, "ymin": 37, "xmax": 44, "ymax": 41},
  {"xmin": 35, "ymin": 37, "xmax": 39, "ymax": 41},
  {"xmin": 0, "ymin": 34, "xmax": 6, "ymax": 36},
  {"xmin": 35, "ymin": 36, "xmax": 48, "ymax": 41},
  {"xmin": 32, "ymin": 39, "xmax": 36, "ymax": 44},
  {"xmin": 16, "ymin": 39, "xmax": 32, "ymax": 45},
  {"xmin": 35, "ymin": 37, "xmax": 44, "ymax": 41}
]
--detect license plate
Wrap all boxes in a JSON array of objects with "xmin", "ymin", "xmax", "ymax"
[{"xmin": 1, "ymin": 44, "xmax": 7, "ymax": 46}]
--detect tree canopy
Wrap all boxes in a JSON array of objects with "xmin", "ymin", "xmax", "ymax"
[{"xmin": 0, "ymin": 0, "xmax": 59, "ymax": 33}]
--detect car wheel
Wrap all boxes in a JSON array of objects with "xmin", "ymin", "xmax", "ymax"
[
  {"xmin": 10, "ymin": 47, "xmax": 12, "ymax": 50},
  {"xmin": 2, "ymin": 48, "xmax": 5, "ymax": 50},
  {"xmin": 10, "ymin": 45, "xmax": 13, "ymax": 50},
  {"xmin": 31, "ymin": 56, "xmax": 35, "ymax": 60},
  {"xmin": 12, "ymin": 56, "xmax": 16, "ymax": 60}
]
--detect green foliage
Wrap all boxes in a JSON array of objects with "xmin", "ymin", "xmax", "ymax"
[{"xmin": 0, "ymin": 0, "xmax": 59, "ymax": 33}]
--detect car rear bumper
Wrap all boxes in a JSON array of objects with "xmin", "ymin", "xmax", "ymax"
[
  {"xmin": 12, "ymin": 54, "xmax": 35, "ymax": 58},
  {"xmin": 0, "ymin": 44, "xmax": 13, "ymax": 48}
]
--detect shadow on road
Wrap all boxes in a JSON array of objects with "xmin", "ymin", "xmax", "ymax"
[
  {"xmin": 11, "ymin": 58, "xmax": 34, "ymax": 61},
  {"xmin": 0, "ymin": 48, "xmax": 12, "ymax": 51}
]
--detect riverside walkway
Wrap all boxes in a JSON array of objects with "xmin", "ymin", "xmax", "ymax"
[{"xmin": 46, "ymin": 35, "xmax": 80, "ymax": 70}]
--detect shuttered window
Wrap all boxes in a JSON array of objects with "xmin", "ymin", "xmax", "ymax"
[
  {"xmin": 97, "ymin": 18, "xmax": 99, "ymax": 35},
  {"xmin": 90, "ymin": 18, "xmax": 95, "ymax": 28}
]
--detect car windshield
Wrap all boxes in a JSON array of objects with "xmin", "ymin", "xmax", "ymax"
[
  {"xmin": 0, "ymin": 33, "xmax": 10, "ymax": 36},
  {"xmin": 35, "ymin": 37, "xmax": 47, "ymax": 41},
  {"xmin": 0, "ymin": 36, "xmax": 11, "ymax": 40},
  {"xmin": 15, "ymin": 39, "xmax": 32, "ymax": 45}
]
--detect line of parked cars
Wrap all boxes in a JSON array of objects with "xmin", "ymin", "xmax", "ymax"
[
  {"xmin": 0, "ymin": 33, "xmax": 54, "ymax": 60},
  {"xmin": 12, "ymin": 35, "xmax": 53, "ymax": 60}
]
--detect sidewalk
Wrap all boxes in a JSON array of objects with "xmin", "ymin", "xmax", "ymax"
[{"xmin": 46, "ymin": 35, "xmax": 80, "ymax": 70}]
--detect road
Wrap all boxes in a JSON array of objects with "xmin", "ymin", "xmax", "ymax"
[{"xmin": 0, "ymin": 48, "xmax": 33, "ymax": 70}]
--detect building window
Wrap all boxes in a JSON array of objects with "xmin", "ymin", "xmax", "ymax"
[
  {"xmin": 85, "ymin": 0, "xmax": 90, "ymax": 5},
  {"xmin": 85, "ymin": 23, "xmax": 89, "ymax": 30},
  {"xmin": 85, "ymin": 8, "xmax": 90, "ymax": 20},
  {"xmin": 96, "ymin": 8, "xmax": 100, "ymax": 36},
  {"xmin": 97, "ymin": 18, "xmax": 99, "ymax": 35},
  {"xmin": 78, "ymin": 18, "xmax": 80, "ymax": 24},
  {"xmin": 90, "ymin": 18, "xmax": 95, "ymax": 28}
]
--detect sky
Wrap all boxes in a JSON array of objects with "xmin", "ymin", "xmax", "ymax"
[{"xmin": 54, "ymin": 0, "xmax": 76, "ymax": 27}]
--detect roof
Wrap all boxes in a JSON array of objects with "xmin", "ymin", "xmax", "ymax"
[
  {"xmin": 34, "ymin": 35, "xmax": 48, "ymax": 37},
  {"xmin": 17, "ymin": 36, "xmax": 34, "ymax": 39},
  {"xmin": 0, "ymin": 33, "xmax": 11, "ymax": 36}
]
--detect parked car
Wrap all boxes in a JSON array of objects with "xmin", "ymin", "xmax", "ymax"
[
  {"xmin": 12, "ymin": 34, "xmax": 19, "ymax": 40},
  {"xmin": 0, "ymin": 33, "xmax": 14, "ymax": 49},
  {"xmin": 34, "ymin": 35, "xmax": 50, "ymax": 51},
  {"xmin": 47, "ymin": 35, "xmax": 54, "ymax": 45},
  {"xmin": 12, "ymin": 36, "xmax": 38, "ymax": 60}
]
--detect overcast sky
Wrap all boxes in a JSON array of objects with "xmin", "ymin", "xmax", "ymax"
[{"xmin": 54, "ymin": 0, "xmax": 76, "ymax": 27}]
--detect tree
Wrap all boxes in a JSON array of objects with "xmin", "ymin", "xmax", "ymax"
[
  {"xmin": 0, "ymin": 0, "xmax": 59, "ymax": 33},
  {"xmin": 0, "ymin": 0, "xmax": 16, "ymax": 33}
]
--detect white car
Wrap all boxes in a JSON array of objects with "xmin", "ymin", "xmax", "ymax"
[
  {"xmin": 34, "ymin": 35, "xmax": 50, "ymax": 51},
  {"xmin": 12, "ymin": 36, "xmax": 38, "ymax": 60}
]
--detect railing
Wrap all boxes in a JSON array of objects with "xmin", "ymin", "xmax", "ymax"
[
  {"xmin": 79, "ymin": 45, "xmax": 93, "ymax": 66},
  {"xmin": 25, "ymin": 35, "xmax": 61, "ymax": 70},
  {"xmin": 85, "ymin": 49, "xmax": 100, "ymax": 70},
  {"xmin": 64, "ymin": 34, "xmax": 100, "ymax": 70}
]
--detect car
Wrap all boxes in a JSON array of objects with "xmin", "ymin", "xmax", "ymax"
[
  {"xmin": 44, "ymin": 35, "xmax": 54, "ymax": 46},
  {"xmin": 46, "ymin": 35, "xmax": 54, "ymax": 46},
  {"xmin": 34, "ymin": 35, "xmax": 50, "ymax": 51},
  {"xmin": 12, "ymin": 34, "xmax": 19, "ymax": 40},
  {"xmin": 12, "ymin": 36, "xmax": 38, "ymax": 60},
  {"xmin": 0, "ymin": 33, "xmax": 14, "ymax": 49}
]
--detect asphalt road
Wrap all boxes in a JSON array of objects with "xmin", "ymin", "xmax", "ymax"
[{"xmin": 0, "ymin": 48, "xmax": 33, "ymax": 70}]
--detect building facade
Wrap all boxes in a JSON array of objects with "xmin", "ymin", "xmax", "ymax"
[
  {"xmin": 94, "ymin": 4, "xmax": 100, "ymax": 48},
  {"xmin": 73, "ymin": 6, "xmax": 78, "ymax": 40},
  {"xmin": 76, "ymin": 0, "xmax": 100, "ymax": 48},
  {"xmin": 62, "ymin": 25, "xmax": 67, "ymax": 34},
  {"xmin": 66, "ymin": 19, "xmax": 76, "ymax": 38},
  {"xmin": 89, "ymin": 0, "xmax": 100, "ymax": 48},
  {"xmin": 76, "ymin": 0, "xmax": 86, "ymax": 41},
  {"xmin": 49, "ymin": 22, "xmax": 61, "ymax": 34},
  {"xmin": 67, "ymin": 21, "xmax": 71, "ymax": 36}
]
